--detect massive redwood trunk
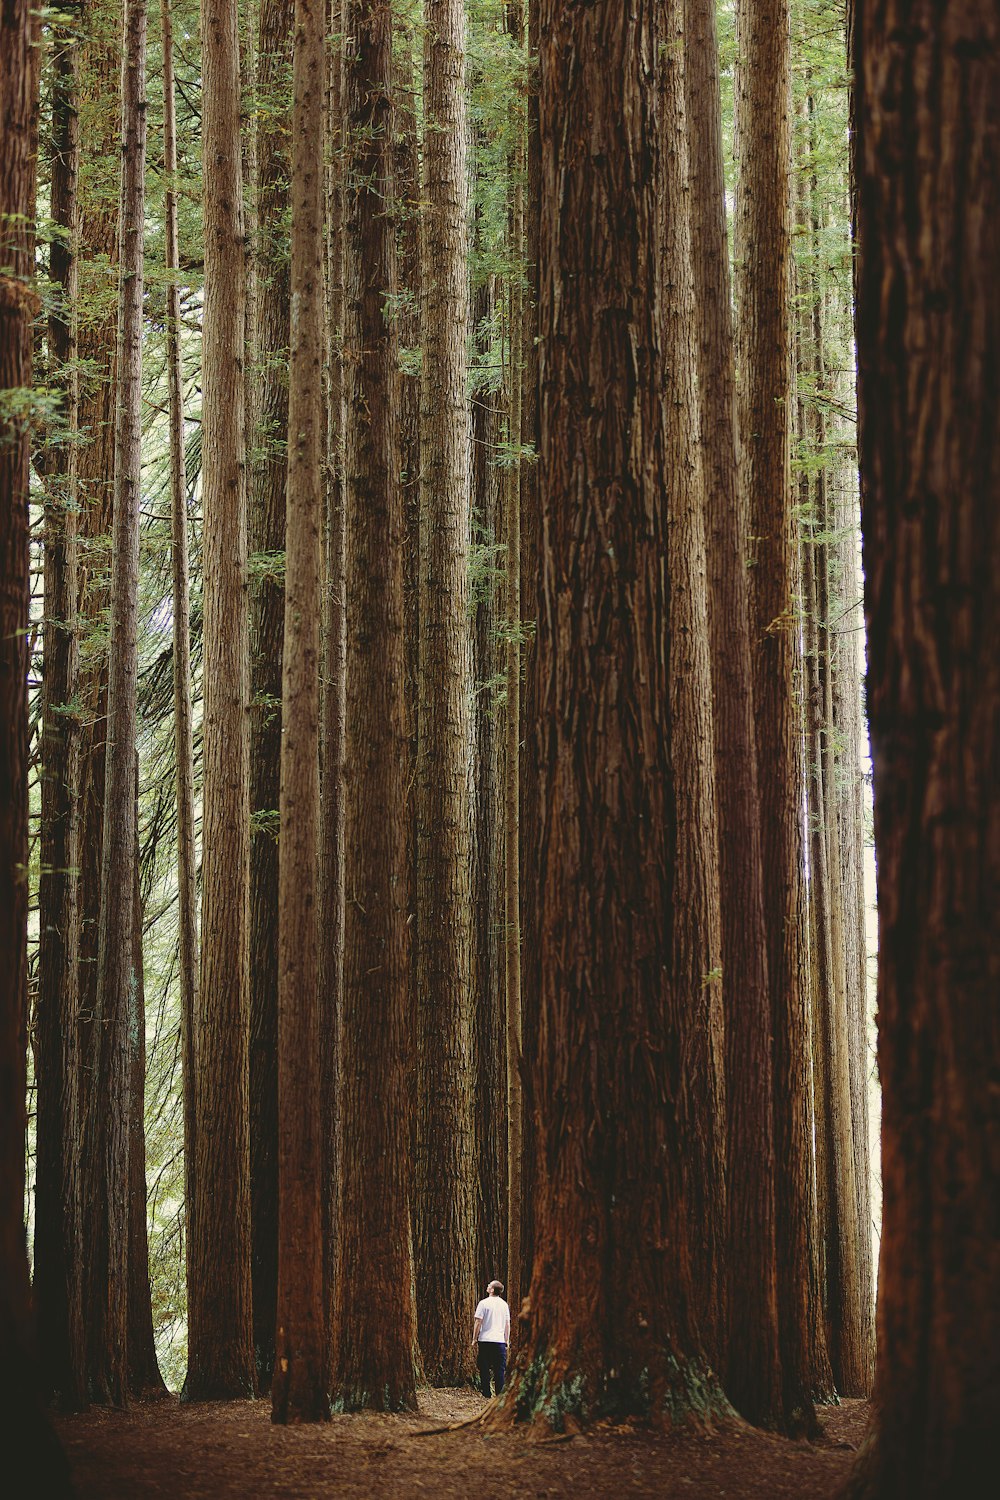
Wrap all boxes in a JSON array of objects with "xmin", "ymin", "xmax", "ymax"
[
  {"xmin": 847, "ymin": 2, "xmax": 1000, "ymax": 1493},
  {"xmin": 330, "ymin": 0, "xmax": 417, "ymax": 1412},
  {"xmin": 504, "ymin": 0, "xmax": 728, "ymax": 1427}
]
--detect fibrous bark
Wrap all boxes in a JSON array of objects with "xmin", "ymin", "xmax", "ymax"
[
  {"xmin": 34, "ymin": 3, "xmax": 86, "ymax": 1410},
  {"xmin": 414, "ymin": 0, "xmax": 476, "ymax": 1386},
  {"xmin": 331, "ymin": 0, "xmax": 417, "ymax": 1413},
  {"xmin": 847, "ymin": 3, "xmax": 1000, "ymax": 1492},
  {"xmin": 248, "ymin": 0, "xmax": 292, "ymax": 1395},
  {"xmin": 81, "ymin": 0, "xmax": 148, "ymax": 1404},
  {"xmin": 186, "ymin": 0, "xmax": 255, "ymax": 1401},
  {"xmin": 686, "ymin": 0, "xmax": 784, "ymax": 1427},
  {"xmin": 505, "ymin": 0, "xmax": 729, "ymax": 1428}
]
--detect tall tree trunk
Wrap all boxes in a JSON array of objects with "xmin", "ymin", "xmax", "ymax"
[
  {"xmin": 186, "ymin": 0, "xmax": 255, "ymax": 1401},
  {"xmin": 0, "ymin": 7, "xmax": 71, "ymax": 1477},
  {"xmin": 75, "ymin": 1, "xmax": 122, "ymax": 1124},
  {"xmin": 733, "ymin": 0, "xmax": 814, "ymax": 1430},
  {"xmin": 248, "ymin": 0, "xmax": 292, "ymax": 1395},
  {"xmin": 414, "ymin": 0, "xmax": 476, "ymax": 1387},
  {"xmin": 504, "ymin": 0, "xmax": 729, "ymax": 1427},
  {"xmin": 127, "ymin": 834, "xmax": 167, "ymax": 1397},
  {"xmin": 658, "ymin": 0, "xmax": 726, "ymax": 1373},
  {"xmin": 503, "ymin": 0, "xmax": 525, "ymax": 1330},
  {"xmin": 516, "ymin": 0, "xmax": 540, "ymax": 1301},
  {"xmin": 685, "ymin": 0, "xmax": 784, "ymax": 1427},
  {"xmin": 847, "ymin": 3, "xmax": 1000, "ymax": 1492},
  {"xmin": 271, "ymin": 0, "xmax": 329, "ymax": 1425},
  {"xmin": 160, "ymin": 0, "xmax": 199, "ymax": 1311},
  {"xmin": 34, "ymin": 2, "xmax": 86, "ymax": 1410},
  {"xmin": 331, "ymin": 0, "xmax": 417, "ymax": 1413},
  {"xmin": 320, "ymin": 0, "xmax": 346, "ymax": 1392},
  {"xmin": 804, "ymin": 117, "xmax": 867, "ymax": 1393},
  {"xmin": 470, "ymin": 270, "xmax": 507, "ymax": 1298},
  {"xmin": 81, "ymin": 0, "xmax": 147, "ymax": 1403}
]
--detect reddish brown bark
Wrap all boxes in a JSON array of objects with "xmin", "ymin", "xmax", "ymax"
[
  {"xmin": 847, "ymin": 2, "xmax": 1000, "ymax": 1492},
  {"xmin": 34, "ymin": 3, "xmax": 86, "ymax": 1410},
  {"xmin": 330, "ymin": 0, "xmax": 417, "ymax": 1412},
  {"xmin": 505, "ymin": 0, "xmax": 728, "ymax": 1427},
  {"xmin": 248, "ymin": 0, "xmax": 293, "ymax": 1395}
]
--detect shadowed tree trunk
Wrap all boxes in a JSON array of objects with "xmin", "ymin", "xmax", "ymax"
[
  {"xmin": 186, "ymin": 0, "xmax": 255, "ymax": 1401},
  {"xmin": 248, "ymin": 0, "xmax": 292, "ymax": 1395},
  {"xmin": 846, "ymin": 2, "xmax": 1000, "ymax": 1493},
  {"xmin": 81, "ymin": 0, "xmax": 147, "ymax": 1403},
  {"xmin": 331, "ymin": 0, "xmax": 417, "ymax": 1413},
  {"xmin": 733, "ymin": 0, "xmax": 813, "ymax": 1430},
  {"xmin": 685, "ymin": 0, "xmax": 785, "ymax": 1427},
  {"xmin": 271, "ymin": 0, "xmax": 329, "ymax": 1426},
  {"xmin": 34, "ymin": 2, "xmax": 86, "ymax": 1410},
  {"xmin": 1, "ymin": 6, "xmax": 73, "ymax": 1477},
  {"xmin": 503, "ymin": 0, "xmax": 731, "ymax": 1428}
]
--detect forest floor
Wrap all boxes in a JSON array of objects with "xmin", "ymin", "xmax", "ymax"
[{"xmin": 56, "ymin": 1386, "xmax": 869, "ymax": 1498}]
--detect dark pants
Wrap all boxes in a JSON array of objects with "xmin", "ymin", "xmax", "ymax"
[{"xmin": 477, "ymin": 1340, "xmax": 507, "ymax": 1397}]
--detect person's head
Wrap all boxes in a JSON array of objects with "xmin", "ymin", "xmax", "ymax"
[{"xmin": 487, "ymin": 1280, "xmax": 504, "ymax": 1297}]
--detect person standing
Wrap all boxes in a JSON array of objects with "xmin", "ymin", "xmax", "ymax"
[{"xmin": 472, "ymin": 1279, "xmax": 510, "ymax": 1397}]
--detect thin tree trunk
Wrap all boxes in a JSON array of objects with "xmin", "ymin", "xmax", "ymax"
[
  {"xmin": 186, "ymin": 0, "xmax": 255, "ymax": 1401},
  {"xmin": 847, "ymin": 2, "xmax": 1000, "ymax": 1492},
  {"xmin": 248, "ymin": 0, "xmax": 292, "ymax": 1395},
  {"xmin": 470, "ymin": 270, "xmax": 506, "ymax": 1298},
  {"xmin": 658, "ymin": 0, "xmax": 726, "ymax": 1373},
  {"xmin": 734, "ymin": 0, "xmax": 817, "ymax": 1430},
  {"xmin": 0, "ymin": 6, "xmax": 72, "ymax": 1476},
  {"xmin": 82, "ymin": 0, "xmax": 147, "ymax": 1403},
  {"xmin": 271, "ymin": 0, "xmax": 329, "ymax": 1425},
  {"xmin": 685, "ymin": 0, "xmax": 783, "ymax": 1428},
  {"xmin": 504, "ymin": 0, "xmax": 730, "ymax": 1426},
  {"xmin": 331, "ymin": 0, "xmax": 417, "ymax": 1413},
  {"xmin": 75, "ymin": 1, "xmax": 122, "ymax": 1126},
  {"xmin": 34, "ymin": 2, "xmax": 86, "ymax": 1410},
  {"xmin": 127, "ymin": 830, "xmax": 167, "ymax": 1398},
  {"xmin": 161, "ymin": 0, "xmax": 199, "ymax": 1315},
  {"xmin": 320, "ymin": 0, "xmax": 346, "ymax": 1393},
  {"xmin": 503, "ymin": 1, "xmax": 525, "ymax": 1330},
  {"xmin": 414, "ymin": 0, "xmax": 476, "ymax": 1387}
]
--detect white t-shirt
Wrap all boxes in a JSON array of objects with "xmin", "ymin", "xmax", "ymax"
[{"xmin": 474, "ymin": 1296, "xmax": 510, "ymax": 1344}]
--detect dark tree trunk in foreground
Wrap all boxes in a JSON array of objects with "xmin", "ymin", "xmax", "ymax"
[
  {"xmin": 733, "ymin": 0, "xmax": 815, "ymax": 1430},
  {"xmin": 82, "ymin": 0, "xmax": 147, "ymax": 1404},
  {"xmin": 34, "ymin": 4, "xmax": 86, "ymax": 1410},
  {"xmin": 270, "ymin": 0, "xmax": 329, "ymax": 1426},
  {"xmin": 0, "ymin": 8, "xmax": 71, "ymax": 1480},
  {"xmin": 186, "ymin": 0, "xmax": 255, "ymax": 1401},
  {"xmin": 505, "ymin": 0, "xmax": 729, "ymax": 1428},
  {"xmin": 248, "ymin": 0, "xmax": 292, "ymax": 1395},
  {"xmin": 331, "ymin": 0, "xmax": 417, "ymax": 1413},
  {"xmin": 684, "ymin": 0, "xmax": 782, "ymax": 1416},
  {"xmin": 414, "ymin": 0, "xmax": 476, "ymax": 1387},
  {"xmin": 847, "ymin": 2, "xmax": 1000, "ymax": 1493},
  {"xmin": 160, "ymin": 0, "xmax": 199, "ymax": 1297}
]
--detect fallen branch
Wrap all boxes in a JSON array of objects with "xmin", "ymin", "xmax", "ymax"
[{"xmin": 409, "ymin": 1400, "xmax": 497, "ymax": 1437}]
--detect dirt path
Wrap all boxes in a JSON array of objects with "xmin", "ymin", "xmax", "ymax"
[{"xmin": 57, "ymin": 1387, "xmax": 868, "ymax": 1498}]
